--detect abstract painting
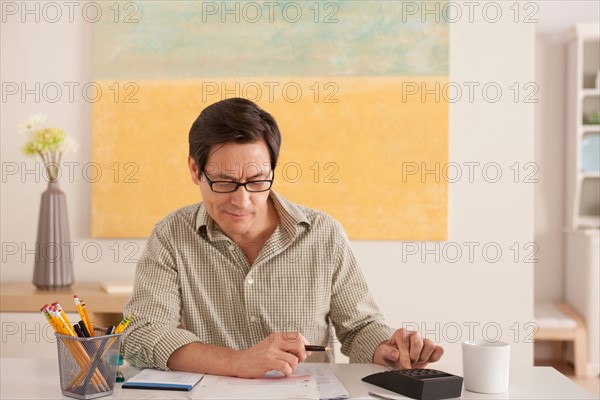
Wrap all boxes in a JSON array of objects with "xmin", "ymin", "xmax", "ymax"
[{"xmin": 92, "ymin": 1, "xmax": 449, "ymax": 239}]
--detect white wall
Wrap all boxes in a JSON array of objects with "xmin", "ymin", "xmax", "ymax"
[
  {"xmin": 364, "ymin": 3, "xmax": 535, "ymax": 366},
  {"xmin": 1, "ymin": 1, "xmax": 536, "ymax": 366}
]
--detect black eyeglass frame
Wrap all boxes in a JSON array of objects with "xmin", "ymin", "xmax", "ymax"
[{"xmin": 201, "ymin": 170, "xmax": 275, "ymax": 193}]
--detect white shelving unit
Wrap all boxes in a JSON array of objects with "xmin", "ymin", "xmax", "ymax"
[
  {"xmin": 565, "ymin": 23, "xmax": 600, "ymax": 378},
  {"xmin": 566, "ymin": 24, "xmax": 600, "ymax": 230}
]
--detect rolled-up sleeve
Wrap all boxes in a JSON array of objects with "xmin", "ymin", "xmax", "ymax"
[
  {"xmin": 329, "ymin": 223, "xmax": 395, "ymax": 363},
  {"xmin": 122, "ymin": 223, "xmax": 201, "ymax": 370}
]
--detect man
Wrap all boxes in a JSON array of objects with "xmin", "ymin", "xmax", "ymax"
[{"xmin": 122, "ymin": 98, "xmax": 443, "ymax": 378}]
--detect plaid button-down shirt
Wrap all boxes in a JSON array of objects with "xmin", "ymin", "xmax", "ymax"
[{"xmin": 122, "ymin": 191, "xmax": 395, "ymax": 370}]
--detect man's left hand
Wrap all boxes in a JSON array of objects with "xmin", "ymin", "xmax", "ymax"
[{"xmin": 373, "ymin": 328, "xmax": 444, "ymax": 369}]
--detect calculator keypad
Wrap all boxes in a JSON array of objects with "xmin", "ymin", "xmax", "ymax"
[{"xmin": 391, "ymin": 369, "xmax": 450, "ymax": 379}]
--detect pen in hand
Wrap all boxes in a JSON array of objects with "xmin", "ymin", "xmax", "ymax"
[{"xmin": 304, "ymin": 345, "xmax": 332, "ymax": 352}]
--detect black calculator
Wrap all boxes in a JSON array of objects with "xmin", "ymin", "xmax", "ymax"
[{"xmin": 362, "ymin": 368, "xmax": 463, "ymax": 400}]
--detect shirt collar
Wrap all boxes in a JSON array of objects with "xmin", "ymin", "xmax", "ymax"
[
  {"xmin": 195, "ymin": 190, "xmax": 310, "ymax": 241},
  {"xmin": 195, "ymin": 202, "xmax": 217, "ymax": 240}
]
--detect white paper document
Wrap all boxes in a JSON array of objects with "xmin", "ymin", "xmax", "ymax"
[
  {"xmin": 296, "ymin": 364, "xmax": 350, "ymax": 400},
  {"xmin": 191, "ymin": 364, "xmax": 349, "ymax": 400},
  {"xmin": 192, "ymin": 372, "xmax": 320, "ymax": 399}
]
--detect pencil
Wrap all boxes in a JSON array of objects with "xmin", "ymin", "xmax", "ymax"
[
  {"xmin": 81, "ymin": 300, "xmax": 95, "ymax": 336},
  {"xmin": 114, "ymin": 310, "xmax": 135, "ymax": 334},
  {"xmin": 54, "ymin": 302, "xmax": 76, "ymax": 336},
  {"xmin": 305, "ymin": 345, "xmax": 332, "ymax": 352},
  {"xmin": 73, "ymin": 295, "xmax": 86, "ymax": 327}
]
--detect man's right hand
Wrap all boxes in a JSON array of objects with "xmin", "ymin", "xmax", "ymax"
[{"xmin": 231, "ymin": 332, "xmax": 310, "ymax": 378}]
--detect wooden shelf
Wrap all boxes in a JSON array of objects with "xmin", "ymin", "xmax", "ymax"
[{"xmin": 0, "ymin": 281, "xmax": 130, "ymax": 326}]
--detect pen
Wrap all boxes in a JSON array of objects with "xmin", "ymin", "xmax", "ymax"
[
  {"xmin": 305, "ymin": 345, "xmax": 332, "ymax": 352},
  {"xmin": 73, "ymin": 324, "xmax": 85, "ymax": 338},
  {"xmin": 78, "ymin": 320, "xmax": 91, "ymax": 337}
]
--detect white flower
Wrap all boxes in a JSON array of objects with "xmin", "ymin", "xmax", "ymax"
[
  {"xmin": 16, "ymin": 120, "xmax": 31, "ymax": 135},
  {"xmin": 29, "ymin": 114, "xmax": 47, "ymax": 125},
  {"xmin": 17, "ymin": 114, "xmax": 48, "ymax": 134},
  {"xmin": 59, "ymin": 136, "xmax": 79, "ymax": 154}
]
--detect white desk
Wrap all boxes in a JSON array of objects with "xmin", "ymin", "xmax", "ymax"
[{"xmin": 0, "ymin": 358, "xmax": 595, "ymax": 399}]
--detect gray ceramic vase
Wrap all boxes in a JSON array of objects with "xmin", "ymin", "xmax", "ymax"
[{"xmin": 32, "ymin": 182, "xmax": 74, "ymax": 290}]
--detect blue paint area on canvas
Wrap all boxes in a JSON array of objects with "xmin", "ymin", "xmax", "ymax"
[{"xmin": 93, "ymin": 1, "xmax": 448, "ymax": 79}]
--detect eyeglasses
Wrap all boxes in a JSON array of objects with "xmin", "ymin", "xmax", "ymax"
[{"xmin": 202, "ymin": 171, "xmax": 274, "ymax": 193}]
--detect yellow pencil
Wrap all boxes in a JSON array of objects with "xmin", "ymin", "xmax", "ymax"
[
  {"xmin": 114, "ymin": 311, "xmax": 135, "ymax": 334},
  {"xmin": 113, "ymin": 316, "xmax": 127, "ymax": 333},
  {"xmin": 54, "ymin": 302, "xmax": 76, "ymax": 336},
  {"xmin": 73, "ymin": 295, "xmax": 84, "ymax": 319},
  {"xmin": 73, "ymin": 295, "xmax": 89, "ymax": 332},
  {"xmin": 50, "ymin": 306, "xmax": 74, "ymax": 336},
  {"xmin": 41, "ymin": 305, "xmax": 59, "ymax": 332}
]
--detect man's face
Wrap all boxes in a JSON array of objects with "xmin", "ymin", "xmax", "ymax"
[{"xmin": 188, "ymin": 140, "xmax": 274, "ymax": 240}]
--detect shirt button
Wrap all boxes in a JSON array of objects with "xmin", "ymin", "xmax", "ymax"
[
  {"xmin": 250, "ymin": 316, "xmax": 257, "ymax": 323},
  {"xmin": 247, "ymin": 277, "xmax": 254, "ymax": 285},
  {"xmin": 228, "ymin": 244, "xmax": 234, "ymax": 250}
]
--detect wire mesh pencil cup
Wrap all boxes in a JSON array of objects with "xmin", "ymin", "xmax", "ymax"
[{"xmin": 55, "ymin": 329, "xmax": 123, "ymax": 399}]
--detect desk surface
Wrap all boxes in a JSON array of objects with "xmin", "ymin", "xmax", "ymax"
[{"xmin": 1, "ymin": 358, "xmax": 595, "ymax": 399}]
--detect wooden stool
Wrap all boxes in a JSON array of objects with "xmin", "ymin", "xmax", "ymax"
[{"xmin": 534, "ymin": 302, "xmax": 588, "ymax": 377}]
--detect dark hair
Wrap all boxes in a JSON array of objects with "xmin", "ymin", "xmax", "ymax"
[{"xmin": 188, "ymin": 98, "xmax": 281, "ymax": 173}]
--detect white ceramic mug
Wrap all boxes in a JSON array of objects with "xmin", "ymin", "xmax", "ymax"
[{"xmin": 462, "ymin": 340, "xmax": 510, "ymax": 393}]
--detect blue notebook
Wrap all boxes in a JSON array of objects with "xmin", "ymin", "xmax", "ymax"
[{"xmin": 122, "ymin": 369, "xmax": 204, "ymax": 391}]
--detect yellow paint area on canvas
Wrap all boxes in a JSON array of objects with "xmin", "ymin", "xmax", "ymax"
[{"xmin": 92, "ymin": 77, "xmax": 448, "ymax": 239}]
